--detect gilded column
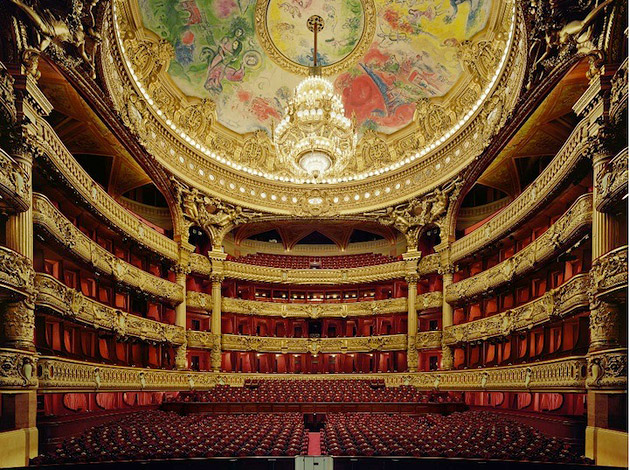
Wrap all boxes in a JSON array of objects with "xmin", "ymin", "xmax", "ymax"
[
  {"xmin": 173, "ymin": 241, "xmax": 193, "ymax": 370},
  {"xmin": 406, "ymin": 274, "xmax": 419, "ymax": 372},
  {"xmin": 210, "ymin": 275, "xmax": 223, "ymax": 371},
  {"xmin": 437, "ymin": 242, "xmax": 455, "ymax": 370}
]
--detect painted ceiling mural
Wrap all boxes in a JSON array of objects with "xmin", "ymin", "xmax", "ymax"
[{"xmin": 138, "ymin": 0, "xmax": 492, "ymax": 135}]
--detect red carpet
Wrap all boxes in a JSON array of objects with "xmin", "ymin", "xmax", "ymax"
[{"xmin": 307, "ymin": 432, "xmax": 321, "ymax": 456}]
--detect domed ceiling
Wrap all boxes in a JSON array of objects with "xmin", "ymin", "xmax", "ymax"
[{"xmin": 137, "ymin": 0, "xmax": 493, "ymax": 135}]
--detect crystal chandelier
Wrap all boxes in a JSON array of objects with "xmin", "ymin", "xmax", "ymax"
[{"xmin": 273, "ymin": 16, "xmax": 357, "ymax": 180}]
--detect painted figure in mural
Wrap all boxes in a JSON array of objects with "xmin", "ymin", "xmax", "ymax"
[{"xmin": 204, "ymin": 28, "xmax": 245, "ymax": 93}]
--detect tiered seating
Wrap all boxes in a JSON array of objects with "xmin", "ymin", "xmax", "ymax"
[
  {"xmin": 34, "ymin": 411, "xmax": 308, "ymax": 463},
  {"xmin": 229, "ymin": 253, "xmax": 399, "ymax": 269},
  {"xmin": 168, "ymin": 379, "xmax": 459, "ymax": 403},
  {"xmin": 320, "ymin": 411, "xmax": 586, "ymax": 462}
]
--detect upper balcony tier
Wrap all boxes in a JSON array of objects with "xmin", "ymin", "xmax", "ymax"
[{"xmin": 228, "ymin": 253, "xmax": 401, "ymax": 270}]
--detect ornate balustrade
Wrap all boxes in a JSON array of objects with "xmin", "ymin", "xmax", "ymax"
[
  {"xmin": 187, "ymin": 292, "xmax": 441, "ymax": 317},
  {"xmin": 0, "ymin": 148, "xmax": 30, "ymax": 213},
  {"xmin": 596, "ymin": 148, "xmax": 628, "ymax": 213},
  {"xmin": 207, "ymin": 334, "xmax": 408, "ymax": 354},
  {"xmin": 415, "ymin": 331, "xmax": 442, "ymax": 350},
  {"xmin": 189, "ymin": 253, "xmax": 212, "ymax": 275},
  {"xmin": 446, "ymin": 194, "xmax": 592, "ymax": 303},
  {"xmin": 450, "ymin": 117, "xmax": 594, "ymax": 262},
  {"xmin": 417, "ymin": 254, "xmax": 440, "ymax": 275},
  {"xmin": 32, "ymin": 194, "xmax": 183, "ymax": 304},
  {"xmin": 0, "ymin": 348, "xmax": 38, "ymax": 389},
  {"xmin": 35, "ymin": 274, "xmax": 185, "ymax": 345},
  {"xmin": 33, "ymin": 117, "xmax": 179, "ymax": 261},
  {"xmin": 35, "ymin": 355, "xmax": 588, "ymax": 392},
  {"xmin": 443, "ymin": 274, "xmax": 590, "ymax": 345},
  {"xmin": 408, "ymin": 356, "xmax": 587, "ymax": 392},
  {"xmin": 0, "ymin": 246, "xmax": 35, "ymax": 299},
  {"xmin": 586, "ymin": 348, "xmax": 627, "ymax": 390},
  {"xmin": 591, "ymin": 245, "xmax": 628, "ymax": 300}
]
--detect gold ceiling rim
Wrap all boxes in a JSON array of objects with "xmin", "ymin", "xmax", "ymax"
[
  {"xmin": 253, "ymin": 0, "xmax": 377, "ymax": 77},
  {"xmin": 103, "ymin": 0, "xmax": 526, "ymax": 215}
]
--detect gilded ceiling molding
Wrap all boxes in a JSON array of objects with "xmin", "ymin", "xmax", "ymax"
[
  {"xmin": 32, "ymin": 193, "xmax": 183, "ymax": 304},
  {"xmin": 595, "ymin": 148, "xmax": 628, "ymax": 213},
  {"xmin": 100, "ymin": 0, "xmax": 524, "ymax": 215},
  {"xmin": 204, "ymin": 333, "xmax": 408, "ymax": 354},
  {"xmin": 590, "ymin": 245, "xmax": 628, "ymax": 300},
  {"xmin": 446, "ymin": 193, "xmax": 592, "ymax": 304},
  {"xmin": 35, "ymin": 355, "xmax": 588, "ymax": 392},
  {"xmin": 35, "ymin": 274, "xmax": 185, "ymax": 345},
  {"xmin": 451, "ymin": 116, "xmax": 596, "ymax": 262},
  {"xmin": 366, "ymin": 178, "xmax": 464, "ymax": 251},
  {"xmin": 443, "ymin": 274, "xmax": 590, "ymax": 346},
  {"xmin": 32, "ymin": 116, "xmax": 180, "ymax": 261}
]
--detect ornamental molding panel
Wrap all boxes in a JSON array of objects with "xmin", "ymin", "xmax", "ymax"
[
  {"xmin": 451, "ymin": 116, "xmax": 595, "ymax": 262},
  {"xmin": 0, "ymin": 348, "xmax": 38, "ymax": 389},
  {"xmin": 0, "ymin": 246, "xmax": 35, "ymax": 300},
  {"xmin": 591, "ymin": 245, "xmax": 628, "ymax": 299},
  {"xmin": 32, "ymin": 117, "xmax": 179, "ymax": 261},
  {"xmin": 610, "ymin": 59, "xmax": 628, "ymax": 123},
  {"xmin": 35, "ymin": 355, "xmax": 588, "ymax": 392},
  {"xmin": 99, "ymin": 0, "xmax": 525, "ymax": 215},
  {"xmin": 417, "ymin": 254, "xmax": 441, "ymax": 276},
  {"xmin": 415, "ymin": 331, "xmax": 442, "ymax": 351},
  {"xmin": 219, "ymin": 334, "xmax": 407, "ymax": 354},
  {"xmin": 0, "ymin": 147, "xmax": 30, "ymax": 214},
  {"xmin": 595, "ymin": 148, "xmax": 628, "ymax": 213},
  {"xmin": 443, "ymin": 274, "xmax": 590, "ymax": 345},
  {"xmin": 446, "ymin": 193, "xmax": 592, "ymax": 303},
  {"xmin": 32, "ymin": 193, "xmax": 183, "ymax": 304},
  {"xmin": 586, "ymin": 348, "xmax": 627, "ymax": 390},
  {"xmin": 35, "ymin": 274, "xmax": 185, "ymax": 345}
]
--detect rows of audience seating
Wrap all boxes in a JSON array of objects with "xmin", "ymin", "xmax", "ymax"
[
  {"xmin": 168, "ymin": 379, "xmax": 460, "ymax": 403},
  {"xmin": 320, "ymin": 412, "xmax": 586, "ymax": 462},
  {"xmin": 228, "ymin": 253, "xmax": 399, "ymax": 269},
  {"xmin": 34, "ymin": 411, "xmax": 308, "ymax": 463}
]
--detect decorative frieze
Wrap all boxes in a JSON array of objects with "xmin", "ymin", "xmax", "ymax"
[
  {"xmin": 446, "ymin": 194, "xmax": 592, "ymax": 303},
  {"xmin": 450, "ymin": 119, "xmax": 594, "ymax": 262},
  {"xmin": 443, "ymin": 274, "xmax": 590, "ymax": 345},
  {"xmin": 218, "ymin": 334, "xmax": 407, "ymax": 354},
  {"xmin": 586, "ymin": 348, "xmax": 627, "ymax": 390},
  {"xmin": 32, "ymin": 194, "xmax": 183, "ymax": 304},
  {"xmin": 0, "ymin": 348, "xmax": 38, "ymax": 389},
  {"xmin": 591, "ymin": 245, "xmax": 628, "ymax": 299},
  {"xmin": 0, "ymin": 246, "xmax": 35, "ymax": 298},
  {"xmin": 0, "ymin": 148, "xmax": 30, "ymax": 213},
  {"xmin": 33, "ymin": 118, "xmax": 179, "ymax": 261},
  {"xmin": 35, "ymin": 274, "xmax": 185, "ymax": 345},
  {"xmin": 416, "ymin": 331, "xmax": 442, "ymax": 350},
  {"xmin": 595, "ymin": 149, "xmax": 628, "ymax": 213},
  {"xmin": 35, "ymin": 355, "xmax": 588, "ymax": 392}
]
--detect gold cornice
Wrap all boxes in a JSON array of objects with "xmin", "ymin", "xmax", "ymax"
[
  {"xmin": 35, "ymin": 355, "xmax": 588, "ymax": 392},
  {"xmin": 451, "ymin": 117, "xmax": 596, "ymax": 262},
  {"xmin": 216, "ymin": 333, "xmax": 407, "ymax": 353},
  {"xmin": 100, "ymin": 0, "xmax": 525, "ymax": 215},
  {"xmin": 446, "ymin": 193, "xmax": 593, "ymax": 304},
  {"xmin": 35, "ymin": 273, "xmax": 185, "ymax": 345},
  {"xmin": 443, "ymin": 274, "xmax": 590, "ymax": 345},
  {"xmin": 33, "ymin": 117, "xmax": 179, "ymax": 261},
  {"xmin": 32, "ymin": 193, "xmax": 183, "ymax": 304}
]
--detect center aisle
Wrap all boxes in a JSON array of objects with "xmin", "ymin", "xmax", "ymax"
[{"xmin": 307, "ymin": 432, "xmax": 321, "ymax": 456}]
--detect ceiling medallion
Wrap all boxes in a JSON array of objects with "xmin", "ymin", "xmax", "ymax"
[
  {"xmin": 255, "ymin": 0, "xmax": 376, "ymax": 76},
  {"xmin": 273, "ymin": 16, "xmax": 358, "ymax": 180}
]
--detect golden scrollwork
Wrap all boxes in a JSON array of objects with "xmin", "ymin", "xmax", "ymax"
[
  {"xmin": 0, "ymin": 246, "xmax": 35, "ymax": 299},
  {"xmin": 595, "ymin": 148, "xmax": 628, "ymax": 213},
  {"xmin": 443, "ymin": 274, "xmax": 590, "ymax": 345},
  {"xmin": 32, "ymin": 193, "xmax": 183, "ymax": 303},
  {"xmin": 446, "ymin": 194, "xmax": 592, "ymax": 303},
  {"xmin": 0, "ymin": 348, "xmax": 38, "ymax": 389},
  {"xmin": 0, "ymin": 148, "xmax": 30, "ymax": 214},
  {"xmin": 35, "ymin": 274, "xmax": 185, "ymax": 345},
  {"xmin": 586, "ymin": 348, "xmax": 627, "ymax": 389},
  {"xmin": 415, "ymin": 331, "xmax": 442, "ymax": 350},
  {"xmin": 590, "ymin": 245, "xmax": 628, "ymax": 299}
]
